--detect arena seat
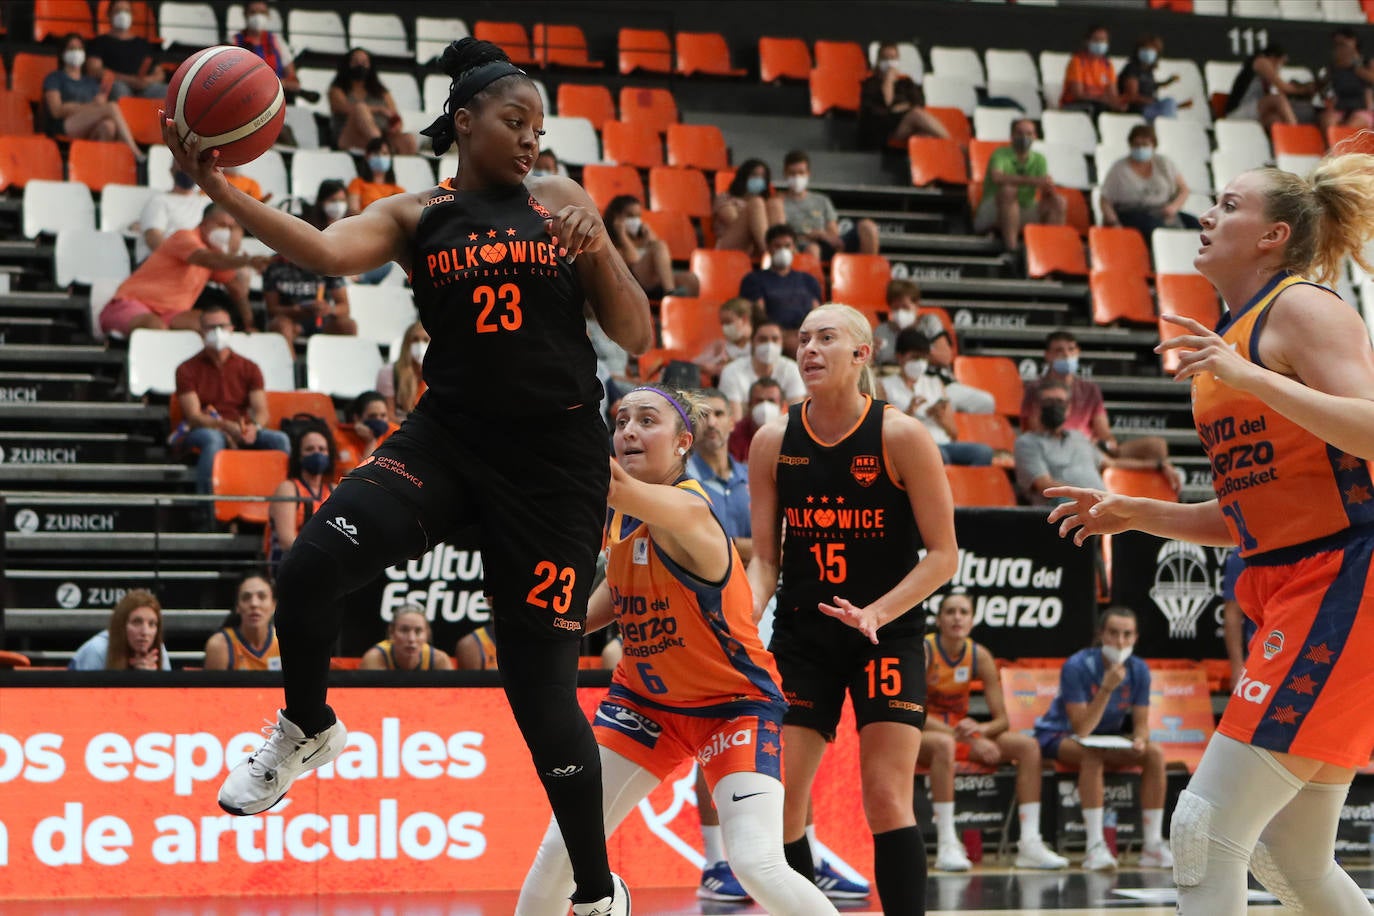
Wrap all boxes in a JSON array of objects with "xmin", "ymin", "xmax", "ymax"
[
  {"xmin": 284, "ymin": 8, "xmax": 344, "ymax": 55},
  {"xmin": 675, "ymin": 31, "xmax": 745, "ymax": 77},
  {"xmin": 540, "ymin": 115, "xmax": 600, "ymax": 166},
  {"xmin": 867, "ymin": 41, "xmax": 924, "ymax": 82},
  {"xmin": 907, "ymin": 136, "xmax": 968, "ymax": 187},
  {"xmin": 532, "ymin": 23, "xmax": 602, "ymax": 69},
  {"xmin": 642, "ymin": 209, "xmax": 697, "ymax": 262},
  {"xmin": 582, "ymin": 164, "xmax": 645, "ymax": 210},
  {"xmin": 984, "ymin": 48, "xmax": 1039, "ymax": 90},
  {"xmin": 1089, "ymin": 226, "xmax": 1153, "ymax": 277},
  {"xmin": 618, "ymin": 28, "xmax": 671, "ymax": 75},
  {"xmin": 759, "ymin": 36, "xmax": 812, "ymax": 83},
  {"xmin": 265, "ymin": 390, "xmax": 336, "ymax": 430},
  {"xmin": 1151, "ymin": 228, "xmax": 1204, "ymax": 275},
  {"xmin": 1090, "ymin": 270, "xmax": 1157, "ymax": 326},
  {"xmin": 98, "ymin": 0, "xmax": 159, "ymax": 42},
  {"xmin": 689, "ymin": 248, "xmax": 752, "ymax": 307},
  {"xmin": 1000, "ymin": 665, "xmax": 1062, "ymax": 736},
  {"xmin": 953, "ymin": 355, "xmax": 1023, "ymax": 417},
  {"xmin": 347, "ymin": 12, "xmax": 409, "ymax": 59},
  {"xmin": 98, "ymin": 182, "xmax": 157, "ymax": 237},
  {"xmin": 659, "ymin": 296, "xmax": 718, "ymax": 355},
  {"xmin": 1024, "ymin": 224, "xmax": 1088, "ymax": 278},
  {"xmin": 235, "ymin": 148, "xmax": 288, "ymax": 203},
  {"xmin": 1271, "ymin": 122, "xmax": 1325, "ymax": 156},
  {"xmin": 473, "ymin": 20, "xmax": 535, "ymax": 66},
  {"xmin": 1156, "ymin": 273, "xmax": 1222, "ymax": 371},
  {"xmin": 925, "ymin": 107, "xmax": 972, "ymax": 148},
  {"xmin": 21, "ymin": 179, "xmax": 95, "ymax": 239},
  {"xmin": 920, "ymin": 74, "xmax": 978, "ymax": 116},
  {"xmin": 35, "ymin": 0, "xmax": 95, "ymax": 40},
  {"xmin": 116, "ymin": 95, "xmax": 164, "ymax": 146},
  {"xmin": 1103, "ymin": 467, "xmax": 1179, "ymax": 502},
  {"xmin": 945, "ymin": 465, "xmax": 1017, "ymax": 508},
  {"xmin": 1214, "ymin": 118, "xmax": 1272, "ymax": 157},
  {"xmin": 953, "ymin": 413, "xmax": 1016, "ymax": 453},
  {"xmin": 968, "ymin": 139, "xmax": 1006, "ymax": 183},
  {"xmin": 792, "ymin": 250, "xmax": 826, "ymax": 293},
  {"xmin": 1327, "ymin": 123, "xmax": 1364, "ymax": 149},
  {"xmin": 128, "ymin": 328, "xmax": 203, "ymax": 396},
  {"xmin": 973, "ymin": 106, "xmax": 1018, "ymax": 143},
  {"xmin": 10, "ymin": 53, "xmax": 57, "ymax": 105},
  {"xmin": 391, "ymin": 155, "xmax": 436, "ymax": 194},
  {"xmin": 377, "ymin": 70, "xmax": 421, "ymax": 112},
  {"xmin": 830, "ymin": 253, "xmax": 891, "ymax": 311},
  {"xmin": 54, "ymin": 227, "xmax": 129, "ymax": 287},
  {"xmin": 212, "ymin": 449, "xmax": 288, "ymax": 525},
  {"xmin": 602, "ymin": 119, "xmax": 664, "ymax": 169},
  {"xmin": 619, "ymin": 87, "xmax": 678, "ymax": 134},
  {"xmin": 228, "ymin": 332, "xmax": 295, "ymax": 391},
  {"xmin": 1147, "ymin": 666, "xmax": 1215, "ymax": 772},
  {"xmin": 814, "ymin": 40, "xmax": 868, "ymax": 84},
  {"xmin": 649, "ymin": 166, "xmax": 712, "ymax": 221},
  {"xmin": 68, "ymin": 139, "xmax": 137, "ymax": 192},
  {"xmin": 347, "ymin": 286, "xmax": 419, "ymax": 349},
  {"xmin": 556, "ymin": 83, "xmax": 615, "ymax": 131},
  {"xmin": 306, "ymin": 335, "xmax": 385, "ymax": 400},
  {"xmin": 289, "ymin": 149, "xmax": 356, "ymax": 202},
  {"xmin": 0, "ymin": 88, "xmax": 34, "ymax": 136},
  {"xmin": 666, "ymin": 123, "xmax": 729, "ymax": 171},
  {"xmin": 930, "ymin": 45, "xmax": 986, "ymax": 87},
  {"xmin": 415, "ymin": 17, "xmax": 470, "ymax": 65},
  {"xmin": 1062, "ymin": 188, "xmax": 1092, "ymax": 237},
  {"xmin": 810, "ymin": 66, "xmax": 862, "ymax": 116},
  {"xmin": 1098, "ymin": 112, "xmax": 1146, "ymax": 155}
]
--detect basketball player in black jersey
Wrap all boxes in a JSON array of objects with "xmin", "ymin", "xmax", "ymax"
[
  {"xmin": 748, "ymin": 304, "xmax": 958, "ymax": 915},
  {"xmin": 162, "ymin": 38, "xmax": 650, "ymax": 916}
]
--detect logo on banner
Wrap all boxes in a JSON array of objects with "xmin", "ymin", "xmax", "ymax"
[
  {"xmin": 55, "ymin": 582, "xmax": 82, "ymax": 609},
  {"xmin": 13, "ymin": 508, "xmax": 39, "ymax": 533},
  {"xmin": 1149, "ymin": 541, "xmax": 1213, "ymax": 639}
]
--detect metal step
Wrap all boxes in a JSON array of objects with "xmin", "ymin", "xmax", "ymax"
[
  {"xmin": 4, "ymin": 570, "xmax": 236, "ymax": 619},
  {"xmin": 0, "ymin": 316, "xmax": 84, "ymax": 345},
  {"xmin": 925, "ymin": 297, "xmax": 1073, "ymax": 317},
  {"xmin": 0, "ymin": 430, "xmax": 159, "ymax": 462},
  {"xmin": 837, "ymin": 208, "xmax": 944, "ymax": 225},
  {"xmin": 878, "ymin": 232, "xmax": 1003, "ymax": 255},
  {"xmin": 902, "ymin": 274, "xmax": 1089, "ymax": 301},
  {"xmin": 0, "ymin": 371, "xmax": 112, "ymax": 403},
  {"xmin": 2, "ymin": 492, "xmax": 209, "ymax": 534},
  {"xmin": 3, "ymin": 530, "xmax": 260, "ymax": 552},
  {"xmin": 0, "ymin": 239, "xmax": 54, "ymax": 263},
  {"xmin": 5, "ymin": 608, "xmax": 225, "ymax": 634},
  {"xmin": 0, "ymin": 463, "xmax": 192, "ymax": 485},
  {"xmin": 1105, "ymin": 399, "xmax": 1194, "ymax": 412},
  {"xmin": 0, "ymin": 344, "xmax": 123, "ymax": 368},
  {"xmin": 964, "ymin": 345, "xmax": 1141, "ymax": 363},
  {"xmin": 956, "ymin": 325, "xmax": 1160, "ymax": 347},
  {"xmin": 0, "ymin": 401, "xmax": 165, "ymax": 423},
  {"xmin": 0, "ymin": 291, "xmax": 86, "ymax": 314}
]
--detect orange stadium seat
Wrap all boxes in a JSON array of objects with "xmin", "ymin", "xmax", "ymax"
[
  {"xmin": 1024, "ymin": 224, "xmax": 1088, "ymax": 278},
  {"xmin": 117, "ymin": 95, "xmax": 163, "ymax": 146},
  {"xmin": 690, "ymin": 248, "xmax": 752, "ymax": 306},
  {"xmin": 642, "ymin": 209, "xmax": 697, "ymax": 262},
  {"xmin": 1062, "ymin": 188, "xmax": 1092, "ymax": 237},
  {"xmin": 953, "ymin": 413, "xmax": 1016, "ymax": 453},
  {"xmin": 1156, "ymin": 273, "xmax": 1221, "ymax": 372},
  {"xmin": 1104, "ymin": 467, "xmax": 1179, "ymax": 502},
  {"xmin": 473, "ymin": 21, "xmax": 535, "ymax": 66},
  {"xmin": 1090, "ymin": 270, "xmax": 1157, "ymax": 325},
  {"xmin": 618, "ymin": 28, "xmax": 671, "ymax": 75},
  {"xmin": 666, "ymin": 123, "xmax": 729, "ymax": 171},
  {"xmin": 0, "ymin": 135, "xmax": 63, "ymax": 190},
  {"xmin": 1270, "ymin": 122, "xmax": 1325, "ymax": 156},
  {"xmin": 34, "ymin": 0, "xmax": 95, "ymax": 41},
  {"xmin": 1089, "ymin": 225, "xmax": 1152, "ymax": 276},
  {"xmin": 814, "ymin": 40, "xmax": 869, "ymax": 84},
  {"xmin": 265, "ymin": 390, "xmax": 336, "ymax": 431},
  {"xmin": 532, "ymin": 24, "xmax": 601, "ymax": 69},
  {"xmin": 945, "ymin": 465, "xmax": 1017, "ymax": 508},
  {"xmin": 1327, "ymin": 123, "xmax": 1363, "ymax": 150},
  {"xmin": 11, "ymin": 52, "xmax": 58, "ymax": 105},
  {"xmin": 0, "ymin": 88, "xmax": 35, "ymax": 136},
  {"xmin": 0, "ymin": 650, "xmax": 32, "ymax": 668},
  {"xmin": 953, "ymin": 355, "xmax": 1023, "ymax": 417},
  {"xmin": 620, "ymin": 87, "xmax": 678, "ymax": 134},
  {"xmin": 759, "ymin": 37, "xmax": 812, "ymax": 83},
  {"xmin": 649, "ymin": 166, "xmax": 713, "ymax": 221},
  {"xmin": 675, "ymin": 31, "xmax": 745, "ymax": 77},
  {"xmin": 792, "ymin": 250, "xmax": 826, "ymax": 293},
  {"xmin": 713, "ymin": 168, "xmax": 736, "ymax": 195},
  {"xmin": 581, "ymin": 164, "xmax": 644, "ymax": 210},
  {"xmin": 659, "ymin": 295, "xmax": 718, "ymax": 355},
  {"xmin": 212, "ymin": 449, "xmax": 289, "ymax": 525},
  {"xmin": 97, "ymin": 0, "xmax": 158, "ymax": 42},
  {"xmin": 908, "ymin": 136, "xmax": 968, "ymax": 186},
  {"xmin": 925, "ymin": 107, "xmax": 971, "ymax": 148},
  {"xmin": 969, "ymin": 139, "xmax": 1006, "ymax": 183},
  {"xmin": 602, "ymin": 119, "xmax": 664, "ymax": 169},
  {"xmin": 830, "ymin": 253, "xmax": 891, "ymax": 311},
  {"xmin": 556, "ymin": 83, "xmax": 615, "ymax": 131},
  {"xmin": 809, "ymin": 67, "xmax": 861, "ymax": 116},
  {"xmin": 68, "ymin": 139, "xmax": 136, "ymax": 191}
]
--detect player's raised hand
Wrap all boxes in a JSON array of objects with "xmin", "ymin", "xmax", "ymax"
[
  {"xmin": 1044, "ymin": 486, "xmax": 1143, "ymax": 545},
  {"xmin": 819, "ymin": 596, "xmax": 881, "ymax": 644},
  {"xmin": 1156, "ymin": 314, "xmax": 1261, "ymax": 389},
  {"xmin": 546, "ymin": 205, "xmax": 607, "ymax": 261},
  {"xmin": 160, "ymin": 109, "xmax": 229, "ymax": 196}
]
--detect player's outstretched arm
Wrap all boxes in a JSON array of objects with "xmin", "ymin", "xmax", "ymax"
[{"xmin": 1045, "ymin": 488, "xmax": 1232, "ymax": 546}]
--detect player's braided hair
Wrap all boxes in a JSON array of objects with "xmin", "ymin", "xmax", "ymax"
[{"xmin": 421, "ymin": 37, "xmax": 533, "ymax": 156}]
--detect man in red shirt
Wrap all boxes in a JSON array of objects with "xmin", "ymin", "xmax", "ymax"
[
  {"xmin": 727, "ymin": 377, "xmax": 785, "ymax": 464},
  {"xmin": 175, "ymin": 306, "xmax": 290, "ymax": 493}
]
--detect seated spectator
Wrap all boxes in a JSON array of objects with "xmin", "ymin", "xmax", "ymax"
[
  {"xmin": 921, "ymin": 591, "xmax": 1068, "ymax": 872},
  {"xmin": 69, "ymin": 589, "xmax": 171, "ymax": 671},
  {"xmin": 974, "ymin": 119, "xmax": 1066, "ymax": 255},
  {"xmin": 43, "ymin": 33, "xmax": 143, "ymax": 160},
  {"xmin": 232, "ymin": 0, "xmax": 303, "ymax": 98},
  {"xmin": 328, "ymin": 47, "xmax": 417, "ymax": 155},
  {"xmin": 348, "ymin": 136, "xmax": 406, "ymax": 214},
  {"xmin": 882, "ymin": 328, "xmax": 993, "ymax": 466},
  {"xmin": 136, "ymin": 167, "xmax": 207, "ymax": 262},
  {"xmin": 693, "ymin": 297, "xmax": 754, "ymax": 381},
  {"xmin": 727, "ymin": 377, "xmax": 784, "ymax": 463},
  {"xmin": 101, "ymin": 205, "xmax": 267, "ymax": 338},
  {"xmin": 335, "ymin": 390, "xmax": 397, "ymax": 479},
  {"xmin": 740, "ymin": 225, "xmax": 822, "ymax": 355},
  {"xmin": 1118, "ymin": 34, "xmax": 1186, "ymax": 121},
  {"xmin": 1225, "ymin": 45, "xmax": 1313, "ymax": 128},
  {"xmin": 719, "ymin": 321, "xmax": 806, "ymax": 422},
  {"xmin": 713, "ymin": 158, "xmax": 786, "ymax": 258},
  {"xmin": 1032, "ymin": 606, "xmax": 1172, "ymax": 871},
  {"xmin": 266, "ymin": 420, "xmax": 337, "ymax": 578},
  {"xmin": 263, "ymin": 187, "xmax": 356, "ymax": 346},
  {"xmin": 1100, "ymin": 125, "xmax": 1199, "ymax": 241},
  {"xmin": 780, "ymin": 150, "xmax": 879, "ymax": 259},
  {"xmin": 873, "ymin": 278, "xmax": 921, "ymax": 366},
  {"xmin": 361, "ymin": 606, "xmax": 454, "ymax": 670},
  {"xmin": 604, "ymin": 194, "xmax": 676, "ymax": 299},
  {"xmin": 173, "ymin": 305, "xmax": 292, "ymax": 494},
  {"xmin": 455, "ymin": 623, "xmax": 499, "ymax": 671},
  {"xmin": 1061, "ymin": 25, "xmax": 1127, "ymax": 117},
  {"xmin": 685, "ymin": 388, "xmax": 753, "ymax": 562},
  {"xmin": 918, "ymin": 313, "xmax": 995, "ymax": 415},
  {"xmin": 89, "ymin": 0, "xmax": 164, "ymax": 100},
  {"xmin": 531, "ymin": 149, "xmax": 565, "ymax": 178},
  {"xmin": 1319, "ymin": 28, "xmax": 1374, "ymax": 132},
  {"xmin": 858, "ymin": 42, "xmax": 949, "ymax": 149},
  {"xmin": 377, "ymin": 320, "xmax": 429, "ymax": 423},
  {"xmin": 204, "ymin": 573, "xmax": 280, "ymax": 670},
  {"xmin": 1020, "ymin": 330, "xmax": 1181, "ymax": 489}
]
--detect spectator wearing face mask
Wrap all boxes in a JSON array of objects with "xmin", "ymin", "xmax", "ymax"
[
  {"xmin": 975, "ymin": 119, "xmax": 1066, "ymax": 256},
  {"xmin": 1061, "ymin": 25, "xmax": 1127, "ymax": 117},
  {"xmin": 1117, "ymin": 35, "xmax": 1185, "ymax": 121},
  {"xmin": 1319, "ymin": 27, "xmax": 1374, "ymax": 132},
  {"xmin": 694, "ymin": 297, "xmax": 754, "ymax": 381},
  {"xmin": 172, "ymin": 305, "xmax": 291, "ymax": 494},
  {"xmin": 873, "ymin": 279, "xmax": 922, "ymax": 366},
  {"xmin": 859, "ymin": 42, "xmax": 950, "ymax": 150},
  {"xmin": 135, "ymin": 167, "xmax": 208, "ymax": 263},
  {"xmin": 740, "ymin": 225, "xmax": 821, "ymax": 356},
  {"xmin": 530, "ymin": 149, "xmax": 566, "ymax": 179},
  {"xmin": 604, "ymin": 194, "xmax": 679, "ymax": 298},
  {"xmin": 714, "ymin": 158, "xmax": 787, "ymax": 259},
  {"xmin": 328, "ymin": 47, "xmax": 416, "ymax": 155},
  {"xmin": 262, "ymin": 253, "xmax": 355, "ymax": 350},
  {"xmin": 267, "ymin": 422, "xmax": 338, "ymax": 577},
  {"xmin": 376, "ymin": 320, "xmax": 429, "ymax": 423},
  {"xmin": 780, "ymin": 150, "xmax": 879, "ymax": 260},
  {"xmin": 728, "ymin": 377, "xmax": 785, "ymax": 464},
  {"xmin": 334, "ymin": 390, "xmax": 397, "ymax": 480},
  {"xmin": 916, "ymin": 313, "xmax": 996, "ymax": 415},
  {"xmin": 883, "ymin": 328, "xmax": 994, "ymax": 467},
  {"xmin": 719, "ymin": 321, "xmax": 807, "ymax": 423},
  {"xmin": 348, "ymin": 137, "xmax": 406, "ymax": 214},
  {"xmin": 100, "ymin": 204, "xmax": 268, "ymax": 338},
  {"xmin": 43, "ymin": 33, "xmax": 145, "ymax": 161},
  {"xmin": 1100, "ymin": 125, "xmax": 1199, "ymax": 242},
  {"xmin": 233, "ymin": 0, "xmax": 302, "ymax": 97},
  {"xmin": 89, "ymin": 0, "xmax": 165, "ymax": 100}
]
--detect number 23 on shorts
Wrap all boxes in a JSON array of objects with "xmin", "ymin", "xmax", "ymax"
[{"xmin": 526, "ymin": 560, "xmax": 575, "ymax": 613}]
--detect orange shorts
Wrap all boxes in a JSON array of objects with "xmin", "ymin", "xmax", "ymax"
[
  {"xmin": 1221, "ymin": 531, "xmax": 1374, "ymax": 769},
  {"xmin": 593, "ymin": 695, "xmax": 784, "ymax": 792}
]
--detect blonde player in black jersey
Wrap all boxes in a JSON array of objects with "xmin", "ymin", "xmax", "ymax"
[
  {"xmin": 164, "ymin": 38, "xmax": 651, "ymax": 916},
  {"xmin": 748, "ymin": 303, "xmax": 958, "ymax": 915}
]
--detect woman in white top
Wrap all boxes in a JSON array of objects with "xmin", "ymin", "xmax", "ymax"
[
  {"xmin": 1100, "ymin": 124, "xmax": 1199, "ymax": 242},
  {"xmin": 881, "ymin": 328, "xmax": 993, "ymax": 466},
  {"xmin": 68, "ymin": 589, "xmax": 171, "ymax": 670}
]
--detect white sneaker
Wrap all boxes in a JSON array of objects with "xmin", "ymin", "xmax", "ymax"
[
  {"xmin": 571, "ymin": 873, "xmax": 631, "ymax": 915},
  {"xmin": 1081, "ymin": 842, "xmax": 1118, "ymax": 871},
  {"xmin": 1140, "ymin": 842, "xmax": 1174, "ymax": 868},
  {"xmin": 935, "ymin": 839, "xmax": 973, "ymax": 872},
  {"xmin": 218, "ymin": 711, "xmax": 346, "ymax": 816},
  {"xmin": 1015, "ymin": 836, "xmax": 1069, "ymax": 870}
]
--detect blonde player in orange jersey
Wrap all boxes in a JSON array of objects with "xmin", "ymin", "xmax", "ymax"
[
  {"xmin": 517, "ymin": 386, "xmax": 838, "ymax": 916},
  {"xmin": 1049, "ymin": 154, "xmax": 1374, "ymax": 915}
]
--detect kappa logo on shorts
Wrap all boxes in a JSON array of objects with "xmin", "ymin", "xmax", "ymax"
[
  {"xmin": 1234, "ymin": 670, "xmax": 1273, "ymax": 704},
  {"xmin": 1263, "ymin": 629, "xmax": 1285, "ymax": 660},
  {"xmin": 326, "ymin": 516, "xmax": 359, "ymax": 546},
  {"xmin": 699, "ymin": 727, "xmax": 753, "ymax": 764},
  {"xmin": 888, "ymin": 699, "xmax": 924, "ymax": 713},
  {"xmin": 850, "ymin": 455, "xmax": 880, "ymax": 487},
  {"xmin": 552, "ymin": 616, "xmax": 583, "ymax": 632}
]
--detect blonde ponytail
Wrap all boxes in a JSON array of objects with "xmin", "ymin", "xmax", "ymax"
[
  {"xmin": 808, "ymin": 303, "xmax": 876, "ymax": 395},
  {"xmin": 1261, "ymin": 147, "xmax": 1374, "ymax": 285}
]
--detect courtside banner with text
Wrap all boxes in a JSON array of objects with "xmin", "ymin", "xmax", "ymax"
[{"xmin": 0, "ymin": 686, "xmax": 871, "ymax": 900}]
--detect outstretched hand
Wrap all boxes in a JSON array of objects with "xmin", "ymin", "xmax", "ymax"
[
  {"xmin": 1043, "ymin": 486, "xmax": 1142, "ymax": 546},
  {"xmin": 1156, "ymin": 314, "xmax": 1260, "ymax": 389},
  {"xmin": 159, "ymin": 108, "xmax": 229, "ymax": 196},
  {"xmin": 818, "ymin": 596, "xmax": 881, "ymax": 644}
]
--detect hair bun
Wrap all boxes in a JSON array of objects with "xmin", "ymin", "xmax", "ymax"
[{"xmin": 440, "ymin": 37, "xmax": 511, "ymax": 79}]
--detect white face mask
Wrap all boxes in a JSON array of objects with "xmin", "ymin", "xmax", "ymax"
[
  {"xmin": 111, "ymin": 10, "xmax": 133, "ymax": 30},
  {"xmin": 247, "ymin": 13, "xmax": 269, "ymax": 32},
  {"xmin": 903, "ymin": 358, "xmax": 928, "ymax": 381},
  {"xmin": 323, "ymin": 200, "xmax": 348, "ymax": 222},
  {"xmin": 204, "ymin": 327, "xmax": 231, "ymax": 351},
  {"xmin": 721, "ymin": 322, "xmax": 746, "ymax": 343},
  {"xmin": 754, "ymin": 341, "xmax": 782, "ymax": 365},
  {"xmin": 891, "ymin": 308, "xmax": 916, "ymax": 330},
  {"xmin": 64, "ymin": 49, "xmax": 86, "ymax": 70},
  {"xmin": 409, "ymin": 340, "xmax": 428, "ymax": 363},
  {"xmin": 623, "ymin": 216, "xmax": 642, "ymax": 236},
  {"xmin": 786, "ymin": 174, "xmax": 809, "ymax": 193},
  {"xmin": 769, "ymin": 247, "xmax": 794, "ymax": 270},
  {"xmin": 1101, "ymin": 644, "xmax": 1133, "ymax": 666},
  {"xmin": 751, "ymin": 400, "xmax": 781, "ymax": 426},
  {"xmin": 877, "ymin": 59, "xmax": 896, "ymax": 72},
  {"xmin": 206, "ymin": 226, "xmax": 232, "ymax": 252}
]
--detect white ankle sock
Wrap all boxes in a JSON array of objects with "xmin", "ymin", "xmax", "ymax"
[
  {"xmin": 1019, "ymin": 802, "xmax": 1042, "ymax": 843},
  {"xmin": 1143, "ymin": 808, "xmax": 1163, "ymax": 848},
  {"xmin": 1084, "ymin": 807, "xmax": 1105, "ymax": 848},
  {"xmin": 934, "ymin": 801, "xmax": 959, "ymax": 846},
  {"xmin": 701, "ymin": 824, "xmax": 724, "ymax": 865}
]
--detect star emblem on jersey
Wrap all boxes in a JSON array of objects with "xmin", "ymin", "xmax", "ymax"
[
  {"xmin": 487, "ymin": 229, "xmax": 498, "ymax": 238},
  {"xmin": 1269, "ymin": 705, "xmax": 1301, "ymax": 726},
  {"xmin": 1344, "ymin": 483, "xmax": 1371, "ymax": 505},
  {"xmin": 761, "ymin": 741, "xmax": 779, "ymax": 756},
  {"xmin": 506, "ymin": 227, "xmax": 517, "ymax": 236},
  {"xmin": 468, "ymin": 232, "xmax": 478, "ymax": 241},
  {"xmin": 1338, "ymin": 453, "xmax": 1362, "ymax": 471},
  {"xmin": 1304, "ymin": 643, "xmax": 1335, "ymax": 665},
  {"xmin": 1287, "ymin": 673, "xmax": 1317, "ymax": 696}
]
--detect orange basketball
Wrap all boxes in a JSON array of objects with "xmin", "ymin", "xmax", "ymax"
[{"xmin": 165, "ymin": 46, "xmax": 285, "ymax": 167}]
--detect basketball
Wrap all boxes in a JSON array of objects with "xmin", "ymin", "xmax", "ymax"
[{"xmin": 165, "ymin": 46, "xmax": 285, "ymax": 167}]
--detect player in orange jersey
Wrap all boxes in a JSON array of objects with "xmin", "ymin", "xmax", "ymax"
[
  {"xmin": 517, "ymin": 386, "xmax": 838, "ymax": 916},
  {"xmin": 1048, "ymin": 155, "xmax": 1374, "ymax": 914}
]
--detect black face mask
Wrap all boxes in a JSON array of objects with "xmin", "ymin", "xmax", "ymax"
[
  {"xmin": 1040, "ymin": 403, "xmax": 1068, "ymax": 430},
  {"xmin": 348, "ymin": 65, "xmax": 371, "ymax": 83}
]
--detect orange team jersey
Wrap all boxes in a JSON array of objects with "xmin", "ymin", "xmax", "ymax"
[
  {"xmin": 349, "ymin": 176, "xmax": 406, "ymax": 212},
  {"xmin": 925, "ymin": 634, "xmax": 975, "ymax": 725},
  {"xmin": 218, "ymin": 625, "xmax": 281, "ymax": 671},
  {"xmin": 464, "ymin": 625, "xmax": 498, "ymax": 670},
  {"xmin": 1062, "ymin": 53, "xmax": 1115, "ymax": 104},
  {"xmin": 370, "ymin": 639, "xmax": 435, "ymax": 670},
  {"xmin": 1192, "ymin": 272, "xmax": 1374, "ymax": 557},
  {"xmin": 603, "ymin": 478, "xmax": 785, "ymax": 715}
]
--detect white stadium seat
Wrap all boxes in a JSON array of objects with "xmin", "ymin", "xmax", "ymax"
[
  {"xmin": 349, "ymin": 12, "xmax": 410, "ymax": 59},
  {"xmin": 128, "ymin": 329, "xmax": 203, "ymax": 396},
  {"xmin": 306, "ymin": 335, "xmax": 385, "ymax": 399},
  {"xmin": 22, "ymin": 180, "xmax": 95, "ymax": 239},
  {"xmin": 1152, "ymin": 228, "xmax": 1204, "ymax": 275},
  {"xmin": 229, "ymin": 332, "xmax": 295, "ymax": 391}
]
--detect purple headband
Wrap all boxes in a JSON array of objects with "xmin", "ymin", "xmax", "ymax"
[{"xmin": 631, "ymin": 386, "xmax": 693, "ymax": 431}]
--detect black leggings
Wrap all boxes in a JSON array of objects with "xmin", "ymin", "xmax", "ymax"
[{"xmin": 274, "ymin": 479, "xmax": 613, "ymax": 903}]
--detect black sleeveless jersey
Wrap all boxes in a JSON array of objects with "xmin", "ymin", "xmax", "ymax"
[
  {"xmin": 410, "ymin": 181, "xmax": 602, "ymax": 419},
  {"xmin": 774, "ymin": 397, "xmax": 924, "ymax": 640}
]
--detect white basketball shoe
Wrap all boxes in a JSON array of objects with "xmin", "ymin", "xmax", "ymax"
[{"xmin": 218, "ymin": 710, "xmax": 346, "ymax": 815}]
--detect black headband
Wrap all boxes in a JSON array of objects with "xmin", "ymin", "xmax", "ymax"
[{"xmin": 420, "ymin": 61, "xmax": 527, "ymax": 156}]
